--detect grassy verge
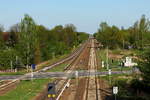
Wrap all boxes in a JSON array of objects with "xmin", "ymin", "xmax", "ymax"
[
  {"xmin": 0, "ymin": 71, "xmax": 26, "ymax": 76},
  {"xmin": 47, "ymin": 63, "xmax": 69, "ymax": 72},
  {"xmin": 100, "ymin": 73, "xmax": 132, "ymax": 81},
  {"xmin": 98, "ymin": 49, "xmax": 137, "ymax": 72},
  {"xmin": 0, "ymin": 79, "xmax": 52, "ymax": 100},
  {"xmin": 101, "ymin": 66, "xmax": 132, "ymax": 72},
  {"xmin": 36, "ymin": 54, "xmax": 69, "ymax": 70},
  {"xmin": 0, "ymin": 54, "xmax": 69, "ymax": 76},
  {"xmin": 37, "ymin": 44, "xmax": 81, "ymax": 71},
  {"xmin": 0, "ymin": 43, "xmax": 81, "ymax": 76}
]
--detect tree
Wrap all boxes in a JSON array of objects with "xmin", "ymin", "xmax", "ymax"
[
  {"xmin": 95, "ymin": 22, "xmax": 125, "ymax": 49},
  {"xmin": 0, "ymin": 14, "xmax": 89, "ymax": 70},
  {"xmin": 6, "ymin": 24, "xmax": 20, "ymax": 48},
  {"xmin": 77, "ymin": 32, "xmax": 89, "ymax": 43},
  {"xmin": 128, "ymin": 21, "xmax": 139, "ymax": 48},
  {"xmin": 16, "ymin": 14, "xmax": 37, "ymax": 66},
  {"xmin": 128, "ymin": 15, "xmax": 150, "ymax": 49},
  {"xmin": 0, "ymin": 25, "xmax": 5, "ymax": 50},
  {"xmin": 138, "ymin": 48, "xmax": 150, "ymax": 92},
  {"xmin": 0, "ymin": 49, "xmax": 18, "ymax": 69},
  {"xmin": 64, "ymin": 24, "xmax": 77, "ymax": 47},
  {"xmin": 35, "ymin": 25, "xmax": 49, "ymax": 62},
  {"xmin": 138, "ymin": 15, "xmax": 150, "ymax": 49},
  {"xmin": 95, "ymin": 15, "xmax": 150, "ymax": 49}
]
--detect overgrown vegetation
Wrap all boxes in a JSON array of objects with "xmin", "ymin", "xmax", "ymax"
[
  {"xmin": 98, "ymin": 48, "xmax": 150, "ymax": 99},
  {"xmin": 98, "ymin": 37, "xmax": 150, "ymax": 99},
  {"xmin": 137, "ymin": 48, "xmax": 150, "ymax": 93}
]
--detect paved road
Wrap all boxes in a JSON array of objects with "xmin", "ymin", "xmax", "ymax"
[{"xmin": 0, "ymin": 70, "xmax": 139, "ymax": 80}]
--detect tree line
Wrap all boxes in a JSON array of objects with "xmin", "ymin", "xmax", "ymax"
[
  {"xmin": 94, "ymin": 15, "xmax": 150, "ymax": 49},
  {"xmin": 0, "ymin": 14, "xmax": 89, "ymax": 70}
]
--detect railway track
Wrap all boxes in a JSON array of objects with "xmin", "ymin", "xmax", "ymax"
[
  {"xmin": 58, "ymin": 38, "xmax": 108, "ymax": 100},
  {"xmin": 54, "ymin": 40, "xmax": 91, "ymax": 100},
  {"xmin": 40, "ymin": 41, "xmax": 88, "ymax": 72},
  {"xmin": 53, "ymin": 39, "xmax": 91, "ymax": 100},
  {"xmin": 57, "ymin": 39, "xmax": 94, "ymax": 100},
  {"xmin": 85, "ymin": 39, "xmax": 102, "ymax": 100}
]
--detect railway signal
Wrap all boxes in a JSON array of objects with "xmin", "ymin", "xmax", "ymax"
[
  {"xmin": 108, "ymin": 69, "xmax": 112, "ymax": 84},
  {"xmin": 75, "ymin": 71, "xmax": 79, "ymax": 86},
  {"xmin": 31, "ymin": 64, "xmax": 36, "ymax": 70},
  {"xmin": 47, "ymin": 83, "xmax": 56, "ymax": 99},
  {"xmin": 31, "ymin": 64, "xmax": 36, "ymax": 81},
  {"xmin": 108, "ymin": 69, "xmax": 111, "ymax": 75}
]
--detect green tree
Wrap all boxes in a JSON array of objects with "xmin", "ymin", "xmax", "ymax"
[
  {"xmin": 138, "ymin": 15, "xmax": 150, "ymax": 49},
  {"xmin": 16, "ymin": 14, "xmax": 37, "ymax": 66},
  {"xmin": 77, "ymin": 32, "xmax": 89, "ymax": 43},
  {"xmin": 128, "ymin": 21, "xmax": 139, "ymax": 48},
  {"xmin": 0, "ymin": 25, "xmax": 5, "ymax": 50},
  {"xmin": 0, "ymin": 49, "xmax": 18, "ymax": 69},
  {"xmin": 8, "ymin": 24, "xmax": 20, "ymax": 47},
  {"xmin": 128, "ymin": 15, "xmax": 150, "ymax": 49},
  {"xmin": 138, "ymin": 48, "xmax": 150, "ymax": 92},
  {"xmin": 64, "ymin": 24, "xmax": 78, "ymax": 47},
  {"xmin": 0, "ymin": 14, "xmax": 89, "ymax": 70},
  {"xmin": 95, "ymin": 22, "xmax": 125, "ymax": 49}
]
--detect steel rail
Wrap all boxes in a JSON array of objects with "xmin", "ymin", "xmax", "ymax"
[{"xmin": 55, "ymin": 40, "xmax": 90, "ymax": 100}]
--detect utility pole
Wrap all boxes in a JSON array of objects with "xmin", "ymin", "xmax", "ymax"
[
  {"xmin": 106, "ymin": 46, "xmax": 109, "ymax": 70},
  {"xmin": 123, "ymin": 39, "xmax": 124, "ymax": 49},
  {"xmin": 27, "ymin": 43, "xmax": 30, "ymax": 72},
  {"xmin": 15, "ymin": 56, "xmax": 18, "ymax": 72},
  {"xmin": 10, "ymin": 60, "xmax": 13, "ymax": 72},
  {"xmin": 75, "ymin": 71, "xmax": 78, "ymax": 86},
  {"xmin": 52, "ymin": 52, "xmax": 55, "ymax": 59}
]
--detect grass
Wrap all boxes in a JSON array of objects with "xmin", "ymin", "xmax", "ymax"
[
  {"xmin": 98, "ymin": 49, "xmax": 137, "ymax": 72},
  {"xmin": 100, "ymin": 73, "xmax": 131, "ymax": 80},
  {"xmin": 0, "ymin": 79, "xmax": 52, "ymax": 100},
  {"xmin": 100, "ymin": 65, "xmax": 133, "ymax": 71},
  {"xmin": 111, "ymin": 49, "xmax": 122, "ymax": 54},
  {"xmin": 0, "ymin": 54, "xmax": 69, "ymax": 76},
  {"xmin": 36, "ymin": 54, "xmax": 69, "ymax": 70},
  {"xmin": 47, "ymin": 63, "xmax": 69, "ymax": 72},
  {"xmin": 100, "ymin": 73, "xmax": 133, "ymax": 87},
  {"xmin": 0, "ymin": 71, "xmax": 26, "ymax": 76},
  {"xmin": 98, "ymin": 49, "xmax": 121, "ymax": 66},
  {"xmin": 0, "ymin": 44, "xmax": 81, "ymax": 76},
  {"xmin": 37, "ymin": 45, "xmax": 81, "ymax": 71},
  {"xmin": 112, "ymin": 66, "xmax": 132, "ymax": 71},
  {"xmin": 98, "ymin": 49, "xmax": 107, "ymax": 61}
]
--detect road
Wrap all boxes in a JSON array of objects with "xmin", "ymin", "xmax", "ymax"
[{"xmin": 0, "ymin": 70, "xmax": 134, "ymax": 80}]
